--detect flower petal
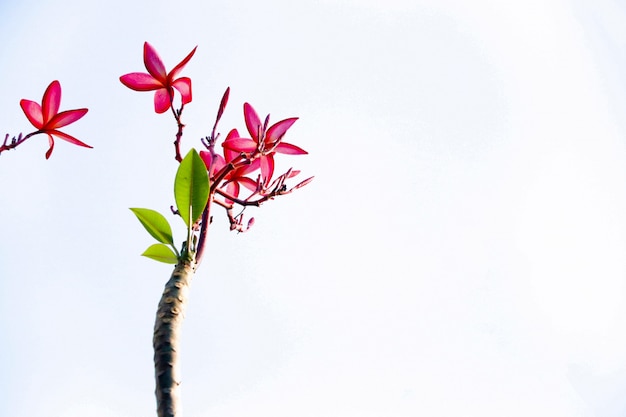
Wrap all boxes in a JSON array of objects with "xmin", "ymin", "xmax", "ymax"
[
  {"xmin": 48, "ymin": 108, "xmax": 88, "ymax": 129},
  {"xmin": 211, "ymin": 154, "xmax": 226, "ymax": 176},
  {"xmin": 225, "ymin": 129, "xmax": 240, "ymax": 141},
  {"xmin": 143, "ymin": 42, "xmax": 167, "ymax": 83},
  {"xmin": 266, "ymin": 117, "xmax": 298, "ymax": 143},
  {"xmin": 274, "ymin": 142, "xmax": 308, "ymax": 155},
  {"xmin": 222, "ymin": 138, "xmax": 257, "ymax": 153},
  {"xmin": 169, "ymin": 46, "xmax": 197, "ymax": 80},
  {"xmin": 260, "ymin": 154, "xmax": 274, "ymax": 182},
  {"xmin": 50, "ymin": 130, "xmax": 92, "ymax": 148},
  {"xmin": 45, "ymin": 134, "xmax": 55, "ymax": 159},
  {"xmin": 171, "ymin": 77, "xmax": 192, "ymax": 104},
  {"xmin": 42, "ymin": 80, "xmax": 61, "ymax": 125},
  {"xmin": 20, "ymin": 99, "xmax": 44, "ymax": 129},
  {"xmin": 223, "ymin": 129, "xmax": 240, "ymax": 162},
  {"xmin": 200, "ymin": 150, "xmax": 226, "ymax": 177},
  {"xmin": 232, "ymin": 158, "xmax": 261, "ymax": 177},
  {"xmin": 224, "ymin": 181, "xmax": 240, "ymax": 202},
  {"xmin": 239, "ymin": 177, "xmax": 258, "ymax": 192},
  {"xmin": 153, "ymin": 88, "xmax": 171, "ymax": 113},
  {"xmin": 120, "ymin": 73, "xmax": 162, "ymax": 91},
  {"xmin": 199, "ymin": 150, "xmax": 212, "ymax": 169},
  {"xmin": 243, "ymin": 103, "xmax": 262, "ymax": 142}
]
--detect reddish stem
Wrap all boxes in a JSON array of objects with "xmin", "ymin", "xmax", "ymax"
[
  {"xmin": 170, "ymin": 97, "xmax": 185, "ymax": 162},
  {"xmin": 0, "ymin": 131, "xmax": 39, "ymax": 156}
]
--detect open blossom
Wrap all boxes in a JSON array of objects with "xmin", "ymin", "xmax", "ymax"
[
  {"xmin": 20, "ymin": 80, "xmax": 90, "ymax": 159},
  {"xmin": 222, "ymin": 103, "xmax": 307, "ymax": 181},
  {"xmin": 120, "ymin": 42, "xmax": 197, "ymax": 113},
  {"xmin": 201, "ymin": 129, "xmax": 259, "ymax": 202}
]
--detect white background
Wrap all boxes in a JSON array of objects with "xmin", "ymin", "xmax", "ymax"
[{"xmin": 2, "ymin": 0, "xmax": 626, "ymax": 415}]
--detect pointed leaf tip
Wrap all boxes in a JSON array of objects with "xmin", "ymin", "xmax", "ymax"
[
  {"xmin": 130, "ymin": 208, "xmax": 175, "ymax": 245},
  {"xmin": 142, "ymin": 244, "xmax": 179, "ymax": 264}
]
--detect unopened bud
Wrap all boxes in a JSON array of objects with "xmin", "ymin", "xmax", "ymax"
[
  {"xmin": 216, "ymin": 87, "xmax": 230, "ymax": 122},
  {"xmin": 263, "ymin": 114, "xmax": 270, "ymax": 132},
  {"xmin": 295, "ymin": 176, "xmax": 314, "ymax": 189}
]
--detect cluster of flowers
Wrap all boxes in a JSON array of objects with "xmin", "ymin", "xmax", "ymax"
[
  {"xmin": 2, "ymin": 42, "xmax": 311, "ymax": 232},
  {"xmin": 119, "ymin": 42, "xmax": 312, "ymax": 231}
]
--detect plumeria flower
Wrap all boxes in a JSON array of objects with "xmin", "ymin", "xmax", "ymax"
[
  {"xmin": 120, "ymin": 42, "xmax": 197, "ymax": 113},
  {"xmin": 222, "ymin": 103, "xmax": 307, "ymax": 181},
  {"xmin": 201, "ymin": 129, "xmax": 259, "ymax": 202},
  {"xmin": 20, "ymin": 80, "xmax": 90, "ymax": 159}
]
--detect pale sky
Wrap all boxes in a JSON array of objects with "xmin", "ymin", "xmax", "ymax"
[{"xmin": 2, "ymin": 0, "xmax": 626, "ymax": 416}]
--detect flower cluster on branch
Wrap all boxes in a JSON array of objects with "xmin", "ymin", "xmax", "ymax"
[{"xmin": 119, "ymin": 42, "xmax": 312, "ymax": 246}]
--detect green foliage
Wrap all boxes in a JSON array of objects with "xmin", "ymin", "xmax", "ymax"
[
  {"xmin": 130, "ymin": 208, "xmax": 174, "ymax": 245},
  {"xmin": 142, "ymin": 244, "xmax": 179, "ymax": 264},
  {"xmin": 174, "ymin": 149, "xmax": 209, "ymax": 230},
  {"xmin": 131, "ymin": 149, "xmax": 210, "ymax": 263}
]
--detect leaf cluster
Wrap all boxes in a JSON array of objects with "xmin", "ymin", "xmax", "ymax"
[{"xmin": 131, "ymin": 149, "xmax": 209, "ymax": 263}]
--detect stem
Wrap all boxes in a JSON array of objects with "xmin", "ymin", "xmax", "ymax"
[
  {"xmin": 0, "ymin": 131, "xmax": 38, "ymax": 155},
  {"xmin": 153, "ymin": 258, "xmax": 196, "ymax": 417},
  {"xmin": 170, "ymin": 98, "xmax": 185, "ymax": 162},
  {"xmin": 195, "ymin": 195, "xmax": 213, "ymax": 266}
]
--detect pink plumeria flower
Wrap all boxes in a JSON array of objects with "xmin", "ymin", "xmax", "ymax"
[
  {"xmin": 222, "ymin": 103, "xmax": 307, "ymax": 181},
  {"xmin": 201, "ymin": 129, "xmax": 259, "ymax": 202},
  {"xmin": 20, "ymin": 80, "xmax": 90, "ymax": 159},
  {"xmin": 120, "ymin": 42, "xmax": 197, "ymax": 114}
]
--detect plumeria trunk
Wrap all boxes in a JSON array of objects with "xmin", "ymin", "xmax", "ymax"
[{"xmin": 153, "ymin": 258, "xmax": 196, "ymax": 417}]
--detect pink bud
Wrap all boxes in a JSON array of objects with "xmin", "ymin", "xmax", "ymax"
[
  {"xmin": 295, "ymin": 176, "xmax": 314, "ymax": 189},
  {"xmin": 216, "ymin": 87, "xmax": 230, "ymax": 123}
]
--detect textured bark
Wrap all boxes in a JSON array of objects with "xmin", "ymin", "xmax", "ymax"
[{"xmin": 153, "ymin": 259, "xmax": 196, "ymax": 417}]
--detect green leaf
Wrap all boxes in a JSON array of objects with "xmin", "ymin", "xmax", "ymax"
[
  {"xmin": 174, "ymin": 148, "xmax": 209, "ymax": 228},
  {"xmin": 130, "ymin": 208, "xmax": 174, "ymax": 245},
  {"xmin": 141, "ymin": 244, "xmax": 179, "ymax": 264}
]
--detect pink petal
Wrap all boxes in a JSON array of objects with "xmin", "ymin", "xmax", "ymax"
[
  {"xmin": 169, "ymin": 46, "xmax": 197, "ymax": 80},
  {"xmin": 218, "ymin": 181, "xmax": 240, "ymax": 204},
  {"xmin": 239, "ymin": 177, "xmax": 259, "ymax": 192},
  {"xmin": 225, "ymin": 181, "xmax": 240, "ymax": 202},
  {"xmin": 48, "ymin": 108, "xmax": 88, "ymax": 129},
  {"xmin": 233, "ymin": 158, "xmax": 261, "ymax": 176},
  {"xmin": 20, "ymin": 99, "xmax": 44, "ymax": 129},
  {"xmin": 243, "ymin": 103, "xmax": 262, "ymax": 142},
  {"xmin": 266, "ymin": 117, "xmax": 298, "ymax": 143},
  {"xmin": 260, "ymin": 154, "xmax": 274, "ymax": 182},
  {"xmin": 42, "ymin": 80, "xmax": 61, "ymax": 125},
  {"xmin": 200, "ymin": 151, "xmax": 226, "ymax": 177},
  {"xmin": 225, "ymin": 128, "xmax": 240, "ymax": 141},
  {"xmin": 120, "ymin": 73, "xmax": 162, "ymax": 91},
  {"xmin": 143, "ymin": 42, "xmax": 167, "ymax": 84},
  {"xmin": 274, "ymin": 142, "xmax": 308, "ymax": 155},
  {"xmin": 211, "ymin": 154, "xmax": 226, "ymax": 176},
  {"xmin": 171, "ymin": 77, "xmax": 192, "ymax": 104},
  {"xmin": 153, "ymin": 88, "xmax": 171, "ymax": 114},
  {"xmin": 222, "ymin": 138, "xmax": 257, "ymax": 153},
  {"xmin": 50, "ymin": 130, "xmax": 92, "ymax": 148},
  {"xmin": 223, "ymin": 129, "xmax": 240, "ymax": 162},
  {"xmin": 45, "ymin": 134, "xmax": 55, "ymax": 159},
  {"xmin": 223, "ymin": 148, "xmax": 238, "ymax": 163},
  {"xmin": 199, "ymin": 150, "xmax": 212, "ymax": 169}
]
